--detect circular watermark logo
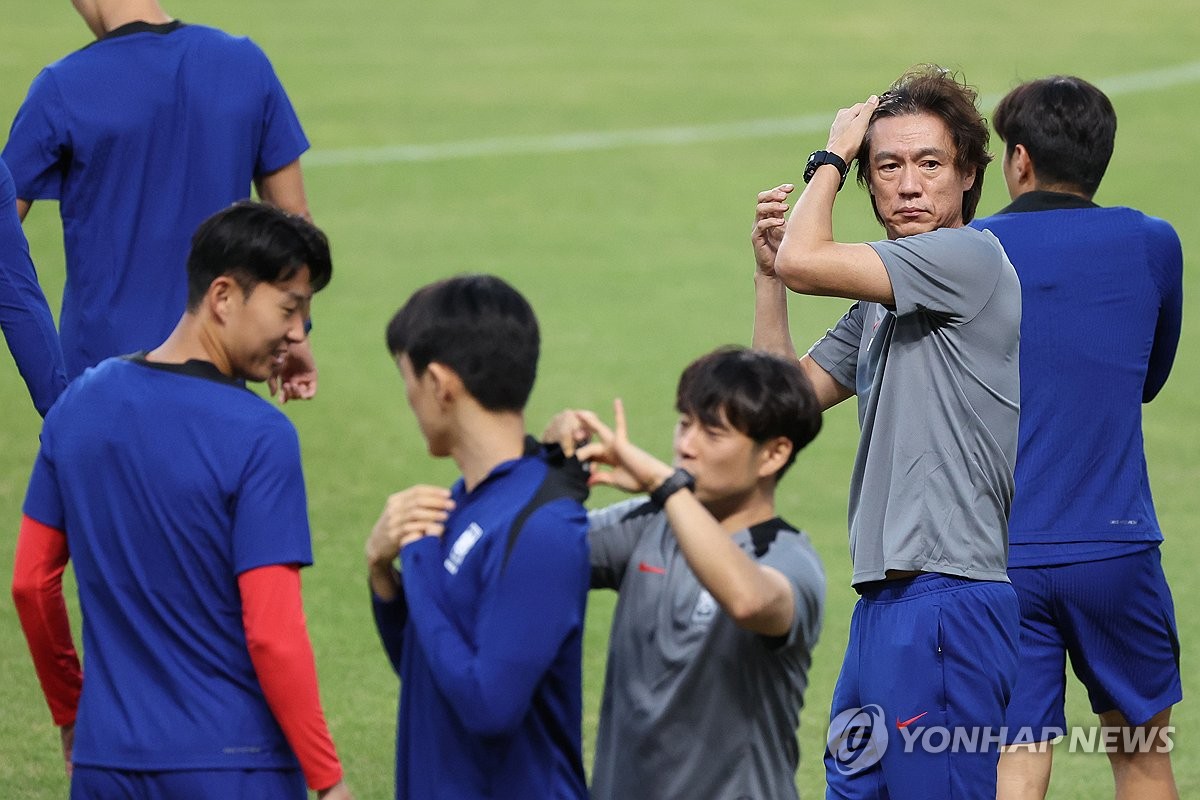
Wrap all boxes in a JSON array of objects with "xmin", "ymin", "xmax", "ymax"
[{"xmin": 827, "ymin": 704, "xmax": 889, "ymax": 775}]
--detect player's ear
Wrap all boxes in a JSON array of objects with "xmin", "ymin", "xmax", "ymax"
[
  {"xmin": 960, "ymin": 164, "xmax": 977, "ymax": 192},
  {"xmin": 1009, "ymin": 144, "xmax": 1034, "ymax": 183},
  {"xmin": 757, "ymin": 436, "xmax": 793, "ymax": 479},
  {"xmin": 207, "ymin": 276, "xmax": 239, "ymax": 323},
  {"xmin": 426, "ymin": 362, "xmax": 463, "ymax": 407}
]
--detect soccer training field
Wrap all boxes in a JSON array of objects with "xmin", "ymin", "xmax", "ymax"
[{"xmin": 1, "ymin": 0, "xmax": 1197, "ymax": 795}]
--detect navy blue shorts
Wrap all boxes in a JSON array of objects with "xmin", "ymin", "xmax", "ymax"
[
  {"xmin": 70, "ymin": 766, "xmax": 306, "ymax": 799},
  {"xmin": 1003, "ymin": 546, "xmax": 1181, "ymax": 742},
  {"xmin": 825, "ymin": 574, "xmax": 1019, "ymax": 800}
]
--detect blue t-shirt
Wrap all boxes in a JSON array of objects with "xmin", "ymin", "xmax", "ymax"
[
  {"xmin": 0, "ymin": 156, "xmax": 66, "ymax": 415},
  {"xmin": 2, "ymin": 21, "xmax": 309, "ymax": 378},
  {"xmin": 24, "ymin": 355, "xmax": 313, "ymax": 772},
  {"xmin": 372, "ymin": 452, "xmax": 590, "ymax": 800},
  {"xmin": 972, "ymin": 192, "xmax": 1183, "ymax": 566}
]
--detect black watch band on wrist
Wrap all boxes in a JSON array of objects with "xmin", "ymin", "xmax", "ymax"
[
  {"xmin": 648, "ymin": 468, "xmax": 696, "ymax": 507},
  {"xmin": 803, "ymin": 150, "xmax": 850, "ymax": 191}
]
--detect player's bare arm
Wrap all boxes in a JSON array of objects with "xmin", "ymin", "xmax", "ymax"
[
  {"xmin": 751, "ymin": 185, "xmax": 855, "ymax": 411},
  {"xmin": 751, "ymin": 184, "xmax": 800, "ymax": 360},
  {"xmin": 775, "ymin": 96, "xmax": 894, "ymax": 305},
  {"xmin": 256, "ymin": 159, "xmax": 311, "ymax": 221},
  {"xmin": 575, "ymin": 400, "xmax": 795, "ymax": 637}
]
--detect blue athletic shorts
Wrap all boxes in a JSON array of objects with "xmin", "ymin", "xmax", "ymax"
[
  {"xmin": 825, "ymin": 574, "xmax": 1020, "ymax": 800},
  {"xmin": 1003, "ymin": 546, "xmax": 1181, "ymax": 743},
  {"xmin": 70, "ymin": 766, "xmax": 306, "ymax": 799}
]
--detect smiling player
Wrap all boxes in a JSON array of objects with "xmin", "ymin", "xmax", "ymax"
[{"xmin": 11, "ymin": 202, "xmax": 351, "ymax": 799}]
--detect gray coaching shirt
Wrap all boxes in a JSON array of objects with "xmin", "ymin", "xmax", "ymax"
[
  {"xmin": 808, "ymin": 226, "xmax": 1020, "ymax": 586},
  {"xmin": 587, "ymin": 499, "xmax": 824, "ymax": 800}
]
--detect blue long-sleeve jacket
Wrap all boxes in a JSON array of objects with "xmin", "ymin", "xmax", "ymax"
[
  {"xmin": 0, "ymin": 157, "xmax": 66, "ymax": 416},
  {"xmin": 373, "ymin": 451, "xmax": 590, "ymax": 800}
]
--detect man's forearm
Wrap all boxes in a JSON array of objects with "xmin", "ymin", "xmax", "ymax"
[
  {"xmin": 752, "ymin": 272, "xmax": 798, "ymax": 360},
  {"xmin": 660, "ymin": 489, "xmax": 793, "ymax": 637}
]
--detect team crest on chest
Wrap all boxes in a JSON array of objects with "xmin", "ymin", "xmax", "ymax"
[
  {"xmin": 691, "ymin": 589, "xmax": 718, "ymax": 625},
  {"xmin": 444, "ymin": 522, "xmax": 484, "ymax": 575}
]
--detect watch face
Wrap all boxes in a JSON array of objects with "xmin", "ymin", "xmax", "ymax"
[
  {"xmin": 804, "ymin": 150, "xmax": 847, "ymax": 187},
  {"xmin": 803, "ymin": 151, "xmax": 825, "ymax": 183}
]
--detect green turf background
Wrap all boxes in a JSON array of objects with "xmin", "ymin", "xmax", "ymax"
[{"xmin": 1, "ymin": 1, "xmax": 1197, "ymax": 796}]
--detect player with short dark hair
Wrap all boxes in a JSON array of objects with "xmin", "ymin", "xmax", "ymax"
[
  {"xmin": 383, "ymin": 275, "xmax": 538, "ymax": 412},
  {"xmin": 972, "ymin": 75, "xmax": 1182, "ymax": 800},
  {"xmin": 3, "ymin": 0, "xmax": 318, "ymax": 401},
  {"xmin": 367, "ymin": 274, "xmax": 590, "ymax": 800},
  {"xmin": 991, "ymin": 76, "xmax": 1116, "ymax": 197},
  {"xmin": 753, "ymin": 65, "xmax": 1022, "ymax": 799},
  {"xmin": 11, "ymin": 202, "xmax": 351, "ymax": 799},
  {"xmin": 1, "ymin": 156, "xmax": 66, "ymax": 416},
  {"xmin": 186, "ymin": 201, "xmax": 333, "ymax": 309},
  {"xmin": 544, "ymin": 346, "xmax": 826, "ymax": 800}
]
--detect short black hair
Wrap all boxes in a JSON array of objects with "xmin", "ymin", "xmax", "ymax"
[
  {"xmin": 857, "ymin": 65, "xmax": 992, "ymax": 224},
  {"xmin": 993, "ymin": 75, "xmax": 1116, "ymax": 197},
  {"xmin": 386, "ymin": 274, "xmax": 539, "ymax": 412},
  {"xmin": 675, "ymin": 346, "xmax": 822, "ymax": 480},
  {"xmin": 185, "ymin": 201, "xmax": 332, "ymax": 309}
]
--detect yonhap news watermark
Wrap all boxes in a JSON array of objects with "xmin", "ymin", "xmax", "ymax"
[{"xmin": 827, "ymin": 705, "xmax": 1175, "ymax": 775}]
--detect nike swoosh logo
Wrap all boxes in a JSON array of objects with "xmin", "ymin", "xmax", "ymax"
[
  {"xmin": 638, "ymin": 562, "xmax": 665, "ymax": 574},
  {"xmin": 896, "ymin": 712, "xmax": 929, "ymax": 729}
]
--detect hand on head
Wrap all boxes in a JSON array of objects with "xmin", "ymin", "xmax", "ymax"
[{"xmin": 826, "ymin": 95, "xmax": 880, "ymax": 166}]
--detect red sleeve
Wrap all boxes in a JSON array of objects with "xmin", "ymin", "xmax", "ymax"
[
  {"xmin": 239, "ymin": 564, "xmax": 343, "ymax": 791},
  {"xmin": 11, "ymin": 514, "xmax": 82, "ymax": 726}
]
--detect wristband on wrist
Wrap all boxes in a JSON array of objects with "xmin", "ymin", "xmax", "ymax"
[{"xmin": 648, "ymin": 468, "xmax": 696, "ymax": 507}]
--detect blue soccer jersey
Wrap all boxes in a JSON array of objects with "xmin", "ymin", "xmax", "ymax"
[
  {"xmin": 372, "ymin": 453, "xmax": 590, "ymax": 800},
  {"xmin": 972, "ymin": 193, "xmax": 1183, "ymax": 566},
  {"xmin": 0, "ymin": 156, "xmax": 66, "ymax": 415},
  {"xmin": 23, "ymin": 355, "xmax": 314, "ymax": 772},
  {"xmin": 2, "ymin": 21, "xmax": 309, "ymax": 378}
]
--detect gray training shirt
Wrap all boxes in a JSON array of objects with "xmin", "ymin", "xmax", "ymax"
[
  {"xmin": 587, "ymin": 499, "xmax": 825, "ymax": 800},
  {"xmin": 808, "ymin": 225, "xmax": 1021, "ymax": 586}
]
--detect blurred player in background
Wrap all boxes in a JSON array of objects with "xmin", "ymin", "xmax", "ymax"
[
  {"xmin": 366, "ymin": 274, "xmax": 590, "ymax": 800},
  {"xmin": 543, "ymin": 346, "xmax": 826, "ymax": 800},
  {"xmin": 3, "ymin": 0, "xmax": 317, "ymax": 400},
  {"xmin": 11, "ymin": 202, "xmax": 351, "ymax": 799},
  {"xmin": 752, "ymin": 65, "xmax": 1022, "ymax": 799},
  {"xmin": 1, "ymin": 155, "xmax": 66, "ymax": 416},
  {"xmin": 971, "ymin": 75, "xmax": 1182, "ymax": 800}
]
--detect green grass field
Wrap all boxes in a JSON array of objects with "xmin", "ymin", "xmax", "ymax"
[{"xmin": 2, "ymin": 1, "xmax": 1198, "ymax": 796}]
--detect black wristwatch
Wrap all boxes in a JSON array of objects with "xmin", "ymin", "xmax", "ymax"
[
  {"xmin": 803, "ymin": 150, "xmax": 850, "ymax": 190},
  {"xmin": 649, "ymin": 468, "xmax": 696, "ymax": 507}
]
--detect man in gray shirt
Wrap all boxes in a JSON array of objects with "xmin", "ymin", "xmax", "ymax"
[
  {"xmin": 752, "ymin": 66, "xmax": 1021, "ymax": 799},
  {"xmin": 544, "ymin": 346, "xmax": 825, "ymax": 800}
]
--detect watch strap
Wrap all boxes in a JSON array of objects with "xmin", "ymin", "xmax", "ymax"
[
  {"xmin": 804, "ymin": 150, "xmax": 850, "ymax": 190},
  {"xmin": 648, "ymin": 468, "xmax": 696, "ymax": 507}
]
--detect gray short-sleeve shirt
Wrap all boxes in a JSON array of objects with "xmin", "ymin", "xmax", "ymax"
[
  {"xmin": 587, "ymin": 499, "xmax": 825, "ymax": 800},
  {"xmin": 808, "ymin": 225, "xmax": 1021, "ymax": 585}
]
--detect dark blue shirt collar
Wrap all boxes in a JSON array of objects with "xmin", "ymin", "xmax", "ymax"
[{"xmin": 995, "ymin": 190, "xmax": 1099, "ymax": 215}]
